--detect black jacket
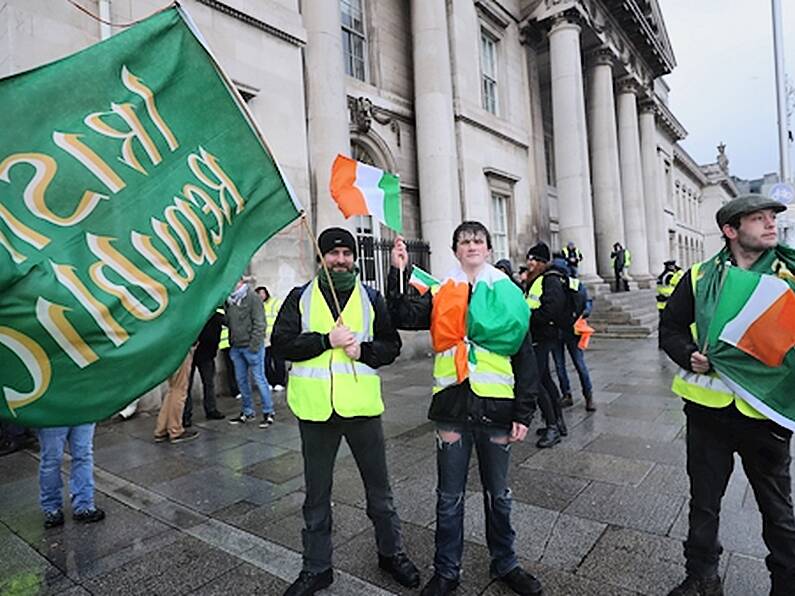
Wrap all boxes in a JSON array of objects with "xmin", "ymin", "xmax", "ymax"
[
  {"xmin": 529, "ymin": 270, "xmax": 569, "ymax": 343},
  {"xmin": 195, "ymin": 311, "xmax": 223, "ymax": 362},
  {"xmin": 659, "ymin": 269, "xmax": 699, "ymax": 371},
  {"xmin": 271, "ymin": 279, "xmax": 401, "ymax": 371},
  {"xmin": 386, "ymin": 267, "xmax": 538, "ymax": 428}
]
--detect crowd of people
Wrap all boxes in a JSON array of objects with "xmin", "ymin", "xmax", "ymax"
[{"xmin": 1, "ymin": 195, "xmax": 793, "ymax": 596}]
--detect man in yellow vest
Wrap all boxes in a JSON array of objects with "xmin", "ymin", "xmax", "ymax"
[
  {"xmin": 271, "ymin": 227, "xmax": 419, "ymax": 596},
  {"xmin": 389, "ymin": 222, "xmax": 543, "ymax": 596},
  {"xmin": 525, "ymin": 242, "xmax": 572, "ymax": 449},
  {"xmin": 610, "ymin": 242, "xmax": 631, "ymax": 292},
  {"xmin": 656, "ymin": 260, "xmax": 683, "ymax": 348},
  {"xmin": 660, "ymin": 195, "xmax": 794, "ymax": 596},
  {"xmin": 256, "ymin": 285, "xmax": 286, "ymax": 391}
]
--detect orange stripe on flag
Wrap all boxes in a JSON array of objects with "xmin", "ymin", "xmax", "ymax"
[
  {"xmin": 330, "ymin": 155, "xmax": 368, "ymax": 218},
  {"xmin": 736, "ymin": 289, "xmax": 795, "ymax": 367}
]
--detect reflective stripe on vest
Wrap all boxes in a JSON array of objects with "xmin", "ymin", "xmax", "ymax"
[
  {"xmin": 432, "ymin": 344, "xmax": 514, "ymax": 399},
  {"xmin": 670, "ymin": 262, "xmax": 766, "ymax": 419},
  {"xmin": 288, "ymin": 279, "xmax": 382, "ymax": 421}
]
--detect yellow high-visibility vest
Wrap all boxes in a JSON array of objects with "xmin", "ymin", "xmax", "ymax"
[
  {"xmin": 263, "ymin": 297, "xmax": 283, "ymax": 344},
  {"xmin": 288, "ymin": 279, "xmax": 382, "ymax": 421},
  {"xmin": 217, "ymin": 307, "xmax": 230, "ymax": 350},
  {"xmin": 525, "ymin": 276, "xmax": 543, "ymax": 310},
  {"xmin": 657, "ymin": 269, "xmax": 684, "ymax": 310},
  {"xmin": 670, "ymin": 262, "xmax": 765, "ymax": 419}
]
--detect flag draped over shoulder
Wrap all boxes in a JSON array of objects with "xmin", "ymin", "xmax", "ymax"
[
  {"xmin": 430, "ymin": 264, "xmax": 529, "ymax": 383},
  {"xmin": 695, "ymin": 246, "xmax": 795, "ymax": 430},
  {"xmin": 329, "ymin": 154, "xmax": 402, "ymax": 232},
  {"xmin": 0, "ymin": 7, "xmax": 301, "ymax": 427}
]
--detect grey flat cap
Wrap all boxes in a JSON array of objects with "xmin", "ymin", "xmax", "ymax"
[{"xmin": 715, "ymin": 194, "xmax": 786, "ymax": 228}]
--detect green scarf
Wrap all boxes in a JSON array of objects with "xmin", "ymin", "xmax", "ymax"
[{"xmin": 318, "ymin": 267, "xmax": 358, "ymax": 292}]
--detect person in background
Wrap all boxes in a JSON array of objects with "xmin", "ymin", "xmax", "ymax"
[
  {"xmin": 610, "ymin": 242, "xmax": 631, "ymax": 292},
  {"xmin": 182, "ymin": 310, "xmax": 225, "ymax": 427},
  {"xmin": 562, "ymin": 241, "xmax": 583, "ymax": 278},
  {"xmin": 256, "ymin": 285, "xmax": 287, "ymax": 392},
  {"xmin": 226, "ymin": 276, "xmax": 274, "ymax": 428},
  {"xmin": 38, "ymin": 423, "xmax": 104, "ymax": 528}
]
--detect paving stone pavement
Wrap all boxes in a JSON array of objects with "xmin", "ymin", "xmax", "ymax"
[{"xmin": 1, "ymin": 337, "xmax": 790, "ymax": 595}]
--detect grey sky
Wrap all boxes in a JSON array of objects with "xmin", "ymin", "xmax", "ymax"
[{"xmin": 660, "ymin": 0, "xmax": 795, "ymax": 180}]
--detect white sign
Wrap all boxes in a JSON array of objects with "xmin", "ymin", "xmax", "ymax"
[{"xmin": 770, "ymin": 182, "xmax": 795, "ymax": 205}]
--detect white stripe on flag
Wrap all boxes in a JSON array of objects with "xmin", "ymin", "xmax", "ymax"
[
  {"xmin": 355, "ymin": 162, "xmax": 386, "ymax": 225},
  {"xmin": 720, "ymin": 275, "xmax": 790, "ymax": 346}
]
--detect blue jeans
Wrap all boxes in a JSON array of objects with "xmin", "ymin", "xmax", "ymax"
[
  {"xmin": 38, "ymin": 424, "xmax": 96, "ymax": 514},
  {"xmin": 229, "ymin": 345, "xmax": 273, "ymax": 417},
  {"xmin": 552, "ymin": 330, "xmax": 593, "ymax": 395},
  {"xmin": 434, "ymin": 423, "xmax": 518, "ymax": 580}
]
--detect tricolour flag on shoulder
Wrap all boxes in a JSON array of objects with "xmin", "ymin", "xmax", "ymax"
[
  {"xmin": 329, "ymin": 154, "xmax": 402, "ymax": 232},
  {"xmin": 699, "ymin": 251, "xmax": 795, "ymax": 432},
  {"xmin": 718, "ymin": 268, "xmax": 795, "ymax": 367},
  {"xmin": 0, "ymin": 7, "xmax": 301, "ymax": 427},
  {"xmin": 408, "ymin": 265, "xmax": 439, "ymax": 296}
]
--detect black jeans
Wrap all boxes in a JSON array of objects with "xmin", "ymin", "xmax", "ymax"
[
  {"xmin": 299, "ymin": 417, "xmax": 403, "ymax": 573},
  {"xmin": 183, "ymin": 355, "xmax": 218, "ymax": 424},
  {"xmin": 534, "ymin": 340, "xmax": 562, "ymax": 428},
  {"xmin": 221, "ymin": 348, "xmax": 239, "ymax": 396},
  {"xmin": 684, "ymin": 403, "xmax": 795, "ymax": 592},
  {"xmin": 265, "ymin": 348, "xmax": 287, "ymax": 386}
]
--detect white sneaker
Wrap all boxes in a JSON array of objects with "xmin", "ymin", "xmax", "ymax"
[
  {"xmin": 274, "ymin": 385, "xmax": 285, "ymax": 392},
  {"xmin": 234, "ymin": 393, "xmax": 241, "ymax": 400}
]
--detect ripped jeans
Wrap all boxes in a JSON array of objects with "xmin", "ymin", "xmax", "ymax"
[{"xmin": 434, "ymin": 423, "xmax": 518, "ymax": 580}]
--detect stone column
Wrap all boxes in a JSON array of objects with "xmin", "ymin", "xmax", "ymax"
[
  {"xmin": 639, "ymin": 102, "xmax": 666, "ymax": 273},
  {"xmin": 304, "ymin": 2, "xmax": 352, "ymax": 232},
  {"xmin": 548, "ymin": 16, "xmax": 598, "ymax": 280},
  {"xmin": 586, "ymin": 49, "xmax": 625, "ymax": 279},
  {"xmin": 616, "ymin": 79, "xmax": 651, "ymax": 281},
  {"xmin": 411, "ymin": 0, "xmax": 461, "ymax": 275}
]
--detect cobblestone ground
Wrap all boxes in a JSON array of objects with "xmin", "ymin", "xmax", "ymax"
[{"xmin": 1, "ymin": 337, "xmax": 790, "ymax": 595}]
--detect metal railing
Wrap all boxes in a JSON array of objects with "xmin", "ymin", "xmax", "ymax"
[{"xmin": 357, "ymin": 236, "xmax": 431, "ymax": 293}]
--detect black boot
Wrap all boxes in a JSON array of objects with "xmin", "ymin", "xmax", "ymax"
[
  {"xmin": 378, "ymin": 552, "xmax": 420, "ymax": 588},
  {"xmin": 420, "ymin": 574, "xmax": 459, "ymax": 596},
  {"xmin": 584, "ymin": 391, "xmax": 596, "ymax": 412},
  {"xmin": 667, "ymin": 575, "xmax": 722, "ymax": 596},
  {"xmin": 283, "ymin": 570, "xmax": 334, "ymax": 596},
  {"xmin": 560, "ymin": 392, "xmax": 573, "ymax": 408},
  {"xmin": 552, "ymin": 396, "xmax": 567, "ymax": 436},
  {"xmin": 536, "ymin": 425, "xmax": 561, "ymax": 448}
]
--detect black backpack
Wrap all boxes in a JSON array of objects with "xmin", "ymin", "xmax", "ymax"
[{"xmin": 544, "ymin": 270, "xmax": 588, "ymax": 328}]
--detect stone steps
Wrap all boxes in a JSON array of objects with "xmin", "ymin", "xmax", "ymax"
[{"xmin": 589, "ymin": 288, "xmax": 659, "ymax": 338}]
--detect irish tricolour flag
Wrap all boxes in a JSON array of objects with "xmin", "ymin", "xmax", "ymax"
[
  {"xmin": 330, "ymin": 154, "xmax": 402, "ymax": 232},
  {"xmin": 718, "ymin": 268, "xmax": 795, "ymax": 367},
  {"xmin": 409, "ymin": 266, "xmax": 439, "ymax": 296}
]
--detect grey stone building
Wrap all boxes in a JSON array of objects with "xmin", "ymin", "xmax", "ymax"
[{"xmin": 2, "ymin": 0, "xmax": 734, "ymax": 292}]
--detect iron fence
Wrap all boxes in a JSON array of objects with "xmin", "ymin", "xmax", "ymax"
[{"xmin": 357, "ymin": 236, "xmax": 431, "ymax": 294}]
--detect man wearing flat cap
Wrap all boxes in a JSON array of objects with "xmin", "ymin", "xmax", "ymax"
[
  {"xmin": 660, "ymin": 194, "xmax": 795, "ymax": 596},
  {"xmin": 271, "ymin": 227, "xmax": 419, "ymax": 596}
]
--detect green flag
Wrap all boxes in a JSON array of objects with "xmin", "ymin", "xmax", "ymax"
[
  {"xmin": 0, "ymin": 7, "xmax": 301, "ymax": 427},
  {"xmin": 695, "ymin": 246, "xmax": 795, "ymax": 430}
]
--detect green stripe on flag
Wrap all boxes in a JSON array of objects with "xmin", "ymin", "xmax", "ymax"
[
  {"xmin": 410, "ymin": 266, "xmax": 439, "ymax": 288},
  {"xmin": 378, "ymin": 172, "xmax": 402, "ymax": 233}
]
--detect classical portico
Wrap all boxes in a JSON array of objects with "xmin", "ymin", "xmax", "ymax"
[{"xmin": 524, "ymin": 0, "xmax": 676, "ymax": 286}]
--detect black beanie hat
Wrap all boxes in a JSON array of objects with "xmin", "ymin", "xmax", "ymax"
[
  {"xmin": 318, "ymin": 227, "xmax": 357, "ymax": 260},
  {"xmin": 526, "ymin": 242, "xmax": 550, "ymax": 263}
]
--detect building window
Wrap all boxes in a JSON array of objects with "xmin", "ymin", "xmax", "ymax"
[
  {"xmin": 491, "ymin": 192, "xmax": 509, "ymax": 262},
  {"xmin": 543, "ymin": 131, "xmax": 556, "ymax": 187},
  {"xmin": 480, "ymin": 29, "xmax": 498, "ymax": 114},
  {"xmin": 341, "ymin": 0, "xmax": 366, "ymax": 82}
]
